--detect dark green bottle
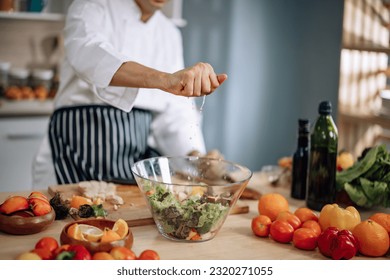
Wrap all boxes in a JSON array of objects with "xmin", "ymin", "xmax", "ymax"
[
  {"xmin": 306, "ymin": 101, "xmax": 338, "ymax": 211},
  {"xmin": 291, "ymin": 119, "xmax": 310, "ymax": 200}
]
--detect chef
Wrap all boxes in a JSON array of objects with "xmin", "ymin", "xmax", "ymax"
[{"xmin": 32, "ymin": 0, "xmax": 227, "ymax": 188}]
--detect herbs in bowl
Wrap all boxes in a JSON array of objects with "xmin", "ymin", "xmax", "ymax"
[{"xmin": 146, "ymin": 184, "xmax": 229, "ymax": 241}]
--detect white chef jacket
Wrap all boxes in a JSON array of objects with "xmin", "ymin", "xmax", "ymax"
[{"xmin": 32, "ymin": 0, "xmax": 206, "ymax": 188}]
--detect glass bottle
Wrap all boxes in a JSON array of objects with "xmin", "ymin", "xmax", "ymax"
[
  {"xmin": 306, "ymin": 101, "xmax": 338, "ymax": 211},
  {"xmin": 291, "ymin": 119, "xmax": 310, "ymax": 200}
]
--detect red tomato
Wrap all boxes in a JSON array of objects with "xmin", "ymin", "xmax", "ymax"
[
  {"xmin": 35, "ymin": 237, "xmax": 59, "ymax": 253},
  {"xmin": 301, "ymin": 220, "xmax": 321, "ymax": 237},
  {"xmin": 138, "ymin": 250, "xmax": 160, "ymax": 260},
  {"xmin": 270, "ymin": 220, "xmax": 294, "ymax": 243},
  {"xmin": 294, "ymin": 207, "xmax": 318, "ymax": 223},
  {"xmin": 31, "ymin": 248, "xmax": 53, "ymax": 260},
  {"xmin": 110, "ymin": 247, "xmax": 137, "ymax": 260},
  {"xmin": 276, "ymin": 211, "xmax": 301, "ymax": 230},
  {"xmin": 292, "ymin": 228, "xmax": 318, "ymax": 250},
  {"xmin": 251, "ymin": 215, "xmax": 272, "ymax": 237}
]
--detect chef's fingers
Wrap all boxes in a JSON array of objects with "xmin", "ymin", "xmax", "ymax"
[
  {"xmin": 201, "ymin": 72, "xmax": 212, "ymax": 94},
  {"xmin": 207, "ymin": 73, "xmax": 218, "ymax": 94},
  {"xmin": 206, "ymin": 149, "xmax": 224, "ymax": 159},
  {"xmin": 217, "ymin": 74, "xmax": 228, "ymax": 85},
  {"xmin": 168, "ymin": 63, "xmax": 226, "ymax": 97},
  {"xmin": 194, "ymin": 72, "xmax": 202, "ymax": 97},
  {"xmin": 181, "ymin": 72, "xmax": 194, "ymax": 96}
]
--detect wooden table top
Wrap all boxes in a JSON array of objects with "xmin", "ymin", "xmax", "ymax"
[{"xmin": 0, "ymin": 173, "xmax": 388, "ymax": 260}]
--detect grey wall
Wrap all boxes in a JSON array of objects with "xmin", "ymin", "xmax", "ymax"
[{"xmin": 182, "ymin": 0, "xmax": 344, "ymax": 171}]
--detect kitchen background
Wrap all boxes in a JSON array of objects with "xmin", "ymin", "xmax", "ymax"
[{"xmin": 0, "ymin": 0, "xmax": 389, "ymax": 192}]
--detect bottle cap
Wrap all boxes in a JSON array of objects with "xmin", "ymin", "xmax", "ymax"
[
  {"xmin": 318, "ymin": 101, "xmax": 332, "ymax": 115},
  {"xmin": 298, "ymin": 119, "xmax": 310, "ymax": 134}
]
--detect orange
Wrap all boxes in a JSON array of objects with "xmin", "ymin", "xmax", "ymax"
[
  {"xmin": 70, "ymin": 195, "xmax": 92, "ymax": 209},
  {"xmin": 294, "ymin": 207, "xmax": 318, "ymax": 223},
  {"xmin": 78, "ymin": 224, "xmax": 104, "ymax": 242},
  {"xmin": 369, "ymin": 213, "xmax": 390, "ymax": 237},
  {"xmin": 67, "ymin": 223, "xmax": 86, "ymax": 241},
  {"xmin": 258, "ymin": 193, "xmax": 289, "ymax": 221},
  {"xmin": 112, "ymin": 219, "xmax": 129, "ymax": 239},
  {"xmin": 352, "ymin": 220, "xmax": 389, "ymax": 257},
  {"xmin": 100, "ymin": 228, "xmax": 121, "ymax": 243},
  {"xmin": 92, "ymin": 252, "xmax": 115, "ymax": 260}
]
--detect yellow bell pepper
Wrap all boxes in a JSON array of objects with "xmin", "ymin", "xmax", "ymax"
[{"xmin": 318, "ymin": 203, "xmax": 361, "ymax": 232}]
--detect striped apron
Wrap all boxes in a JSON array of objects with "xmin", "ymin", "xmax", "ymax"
[{"xmin": 48, "ymin": 105, "xmax": 159, "ymax": 185}]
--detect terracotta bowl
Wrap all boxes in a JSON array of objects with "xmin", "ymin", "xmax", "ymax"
[
  {"xmin": 0, "ymin": 208, "xmax": 55, "ymax": 235},
  {"xmin": 60, "ymin": 219, "xmax": 133, "ymax": 254}
]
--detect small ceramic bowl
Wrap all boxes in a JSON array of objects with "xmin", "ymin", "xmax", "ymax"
[
  {"xmin": 60, "ymin": 219, "xmax": 133, "ymax": 254},
  {"xmin": 0, "ymin": 209, "xmax": 55, "ymax": 235}
]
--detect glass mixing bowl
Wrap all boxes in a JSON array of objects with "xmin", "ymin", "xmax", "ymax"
[{"xmin": 131, "ymin": 156, "xmax": 252, "ymax": 242}]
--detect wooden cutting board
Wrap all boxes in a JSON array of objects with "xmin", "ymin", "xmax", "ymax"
[{"xmin": 48, "ymin": 183, "xmax": 249, "ymax": 227}]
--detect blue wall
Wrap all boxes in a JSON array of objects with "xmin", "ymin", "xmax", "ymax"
[{"xmin": 182, "ymin": 0, "xmax": 344, "ymax": 171}]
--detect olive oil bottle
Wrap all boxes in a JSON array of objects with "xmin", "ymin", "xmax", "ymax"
[{"xmin": 306, "ymin": 101, "xmax": 338, "ymax": 211}]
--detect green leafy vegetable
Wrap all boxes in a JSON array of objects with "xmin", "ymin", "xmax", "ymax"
[
  {"xmin": 147, "ymin": 184, "xmax": 229, "ymax": 240},
  {"xmin": 336, "ymin": 144, "xmax": 390, "ymax": 208}
]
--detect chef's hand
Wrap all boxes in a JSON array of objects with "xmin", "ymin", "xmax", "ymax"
[
  {"xmin": 188, "ymin": 149, "xmax": 227, "ymax": 183},
  {"xmin": 188, "ymin": 149, "xmax": 224, "ymax": 159},
  {"xmin": 164, "ymin": 63, "xmax": 227, "ymax": 97}
]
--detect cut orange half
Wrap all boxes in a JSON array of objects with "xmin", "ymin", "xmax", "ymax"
[
  {"xmin": 78, "ymin": 224, "xmax": 104, "ymax": 242},
  {"xmin": 100, "ymin": 228, "xmax": 121, "ymax": 243},
  {"xmin": 70, "ymin": 195, "xmax": 92, "ymax": 209},
  {"xmin": 67, "ymin": 223, "xmax": 87, "ymax": 241},
  {"xmin": 112, "ymin": 218, "xmax": 129, "ymax": 239}
]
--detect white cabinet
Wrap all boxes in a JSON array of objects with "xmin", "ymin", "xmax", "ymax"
[{"xmin": 0, "ymin": 117, "xmax": 49, "ymax": 192}]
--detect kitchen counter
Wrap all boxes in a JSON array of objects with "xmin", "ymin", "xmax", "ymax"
[{"xmin": 0, "ymin": 175, "xmax": 389, "ymax": 260}]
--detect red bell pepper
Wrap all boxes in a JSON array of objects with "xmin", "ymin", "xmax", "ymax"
[
  {"xmin": 317, "ymin": 227, "xmax": 359, "ymax": 260},
  {"xmin": 55, "ymin": 245, "xmax": 91, "ymax": 260}
]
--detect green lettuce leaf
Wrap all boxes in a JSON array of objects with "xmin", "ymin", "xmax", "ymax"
[{"xmin": 336, "ymin": 144, "xmax": 390, "ymax": 208}]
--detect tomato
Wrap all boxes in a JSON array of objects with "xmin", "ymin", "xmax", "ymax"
[
  {"xmin": 28, "ymin": 191, "xmax": 49, "ymax": 202},
  {"xmin": 251, "ymin": 215, "xmax": 272, "ymax": 237},
  {"xmin": 294, "ymin": 207, "xmax": 319, "ymax": 223},
  {"xmin": 31, "ymin": 248, "xmax": 53, "ymax": 260},
  {"xmin": 301, "ymin": 220, "xmax": 321, "ymax": 237},
  {"xmin": 292, "ymin": 228, "xmax": 318, "ymax": 250},
  {"xmin": 138, "ymin": 249, "xmax": 160, "ymax": 260},
  {"xmin": 269, "ymin": 220, "xmax": 294, "ymax": 243},
  {"xmin": 16, "ymin": 252, "xmax": 42, "ymax": 260},
  {"xmin": 110, "ymin": 247, "xmax": 137, "ymax": 260},
  {"xmin": 92, "ymin": 252, "xmax": 115, "ymax": 260},
  {"xmin": 35, "ymin": 237, "xmax": 59, "ymax": 253},
  {"xmin": 276, "ymin": 211, "xmax": 301, "ymax": 230}
]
